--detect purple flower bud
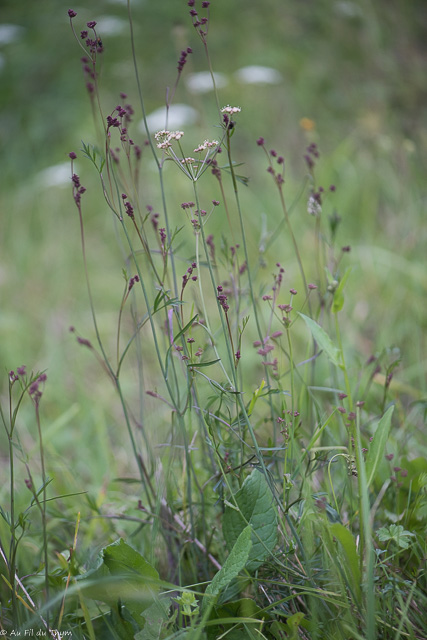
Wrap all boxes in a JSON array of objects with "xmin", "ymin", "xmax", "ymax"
[
  {"xmin": 77, "ymin": 337, "xmax": 92, "ymax": 348},
  {"xmin": 68, "ymin": 9, "xmax": 77, "ymax": 18},
  {"xmin": 87, "ymin": 20, "xmax": 97, "ymax": 29},
  {"xmin": 69, "ymin": 151, "xmax": 77, "ymax": 159},
  {"xmin": 256, "ymin": 137, "xmax": 265, "ymax": 146}
]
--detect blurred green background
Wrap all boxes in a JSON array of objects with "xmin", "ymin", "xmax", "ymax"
[{"xmin": 1, "ymin": 0, "xmax": 426, "ymax": 487}]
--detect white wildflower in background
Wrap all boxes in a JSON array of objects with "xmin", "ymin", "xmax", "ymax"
[
  {"xmin": 234, "ymin": 65, "xmax": 282, "ymax": 85},
  {"xmin": 142, "ymin": 104, "xmax": 198, "ymax": 132},
  {"xmin": 185, "ymin": 71, "xmax": 228, "ymax": 94}
]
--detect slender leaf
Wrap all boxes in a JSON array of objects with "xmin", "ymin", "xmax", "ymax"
[
  {"xmin": 332, "ymin": 267, "xmax": 352, "ymax": 313},
  {"xmin": 298, "ymin": 313, "xmax": 341, "ymax": 367},
  {"xmin": 329, "ymin": 523, "xmax": 361, "ymax": 601},
  {"xmin": 365, "ymin": 406, "xmax": 394, "ymax": 488}
]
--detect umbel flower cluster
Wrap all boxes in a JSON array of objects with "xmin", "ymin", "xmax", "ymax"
[
  {"xmin": 153, "ymin": 106, "xmax": 241, "ymax": 181},
  {"xmin": 154, "ymin": 129, "xmax": 219, "ymax": 182}
]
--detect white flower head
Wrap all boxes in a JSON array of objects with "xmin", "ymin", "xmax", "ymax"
[
  {"xmin": 307, "ymin": 195, "xmax": 322, "ymax": 216},
  {"xmin": 221, "ymin": 105, "xmax": 241, "ymax": 115},
  {"xmin": 169, "ymin": 130, "xmax": 185, "ymax": 140},
  {"xmin": 193, "ymin": 139, "xmax": 219, "ymax": 153},
  {"xmin": 154, "ymin": 129, "xmax": 170, "ymax": 141}
]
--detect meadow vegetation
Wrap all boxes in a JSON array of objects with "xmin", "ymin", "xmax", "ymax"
[{"xmin": 0, "ymin": 1, "xmax": 426, "ymax": 638}]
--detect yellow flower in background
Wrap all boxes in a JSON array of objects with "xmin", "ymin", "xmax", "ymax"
[{"xmin": 299, "ymin": 117, "xmax": 315, "ymax": 131}]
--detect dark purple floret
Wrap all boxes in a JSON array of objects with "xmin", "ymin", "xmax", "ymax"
[
  {"xmin": 304, "ymin": 154, "xmax": 314, "ymax": 170},
  {"xmin": 256, "ymin": 137, "xmax": 265, "ymax": 146},
  {"xmin": 107, "ymin": 115, "xmax": 120, "ymax": 128},
  {"xmin": 17, "ymin": 366, "xmax": 26, "ymax": 376},
  {"xmin": 69, "ymin": 151, "xmax": 77, "ymax": 159},
  {"xmin": 77, "ymin": 337, "xmax": 92, "ymax": 348},
  {"xmin": 87, "ymin": 20, "xmax": 97, "ymax": 29},
  {"xmin": 128, "ymin": 275, "xmax": 140, "ymax": 292},
  {"xmin": 68, "ymin": 9, "xmax": 77, "ymax": 18},
  {"xmin": 29, "ymin": 381, "xmax": 39, "ymax": 396},
  {"xmin": 125, "ymin": 201, "xmax": 134, "ymax": 219}
]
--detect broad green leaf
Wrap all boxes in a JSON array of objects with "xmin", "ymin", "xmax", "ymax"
[
  {"xmin": 136, "ymin": 597, "xmax": 171, "ymax": 640},
  {"xmin": 298, "ymin": 313, "xmax": 341, "ymax": 367},
  {"xmin": 204, "ymin": 525, "xmax": 252, "ymax": 610},
  {"xmin": 332, "ymin": 267, "xmax": 352, "ymax": 313},
  {"xmin": 329, "ymin": 523, "xmax": 361, "ymax": 601},
  {"xmin": 365, "ymin": 406, "xmax": 394, "ymax": 487},
  {"xmin": 76, "ymin": 539, "xmax": 159, "ymax": 622},
  {"xmin": 286, "ymin": 612, "xmax": 306, "ymax": 640},
  {"xmin": 377, "ymin": 524, "xmax": 415, "ymax": 549},
  {"xmin": 223, "ymin": 469, "xmax": 277, "ymax": 570}
]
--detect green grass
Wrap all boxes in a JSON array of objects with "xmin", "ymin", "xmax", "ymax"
[{"xmin": 1, "ymin": 1, "xmax": 427, "ymax": 638}]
